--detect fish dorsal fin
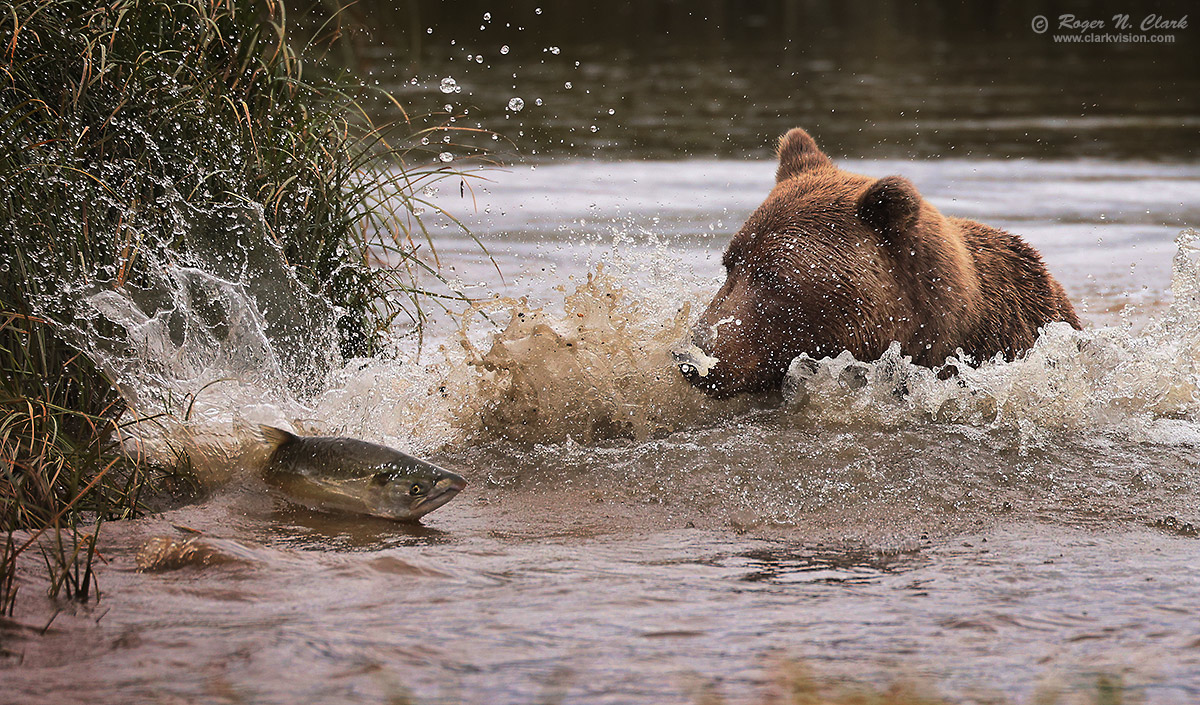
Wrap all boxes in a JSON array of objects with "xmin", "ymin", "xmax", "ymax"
[{"xmin": 258, "ymin": 424, "xmax": 297, "ymax": 450}]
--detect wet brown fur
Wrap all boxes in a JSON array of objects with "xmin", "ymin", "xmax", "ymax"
[{"xmin": 687, "ymin": 128, "xmax": 1080, "ymax": 397}]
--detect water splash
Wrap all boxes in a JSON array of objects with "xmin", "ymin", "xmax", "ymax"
[
  {"xmin": 456, "ymin": 267, "xmax": 750, "ymax": 444},
  {"xmin": 19, "ymin": 200, "xmax": 344, "ymax": 483},
  {"xmin": 783, "ymin": 229, "xmax": 1200, "ymax": 447},
  {"xmin": 52, "ymin": 217, "xmax": 1200, "ymax": 489}
]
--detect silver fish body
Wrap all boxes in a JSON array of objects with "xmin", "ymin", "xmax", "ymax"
[{"xmin": 259, "ymin": 426, "xmax": 467, "ymax": 521}]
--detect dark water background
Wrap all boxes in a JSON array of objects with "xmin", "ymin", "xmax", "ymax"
[{"xmin": 327, "ymin": 0, "xmax": 1200, "ymax": 161}]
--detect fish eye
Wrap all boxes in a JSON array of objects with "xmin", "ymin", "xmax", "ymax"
[{"xmin": 409, "ymin": 484, "xmax": 425, "ymax": 496}]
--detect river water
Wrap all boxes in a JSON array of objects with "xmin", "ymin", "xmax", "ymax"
[
  {"xmin": 6, "ymin": 5, "xmax": 1200, "ymax": 704},
  {"xmin": 7, "ymin": 156, "xmax": 1200, "ymax": 704}
]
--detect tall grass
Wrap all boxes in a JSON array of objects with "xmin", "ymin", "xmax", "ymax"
[
  {"xmin": 0, "ymin": 309, "xmax": 197, "ymax": 613},
  {"xmin": 0, "ymin": 0, "xmax": 492, "ymax": 609}
]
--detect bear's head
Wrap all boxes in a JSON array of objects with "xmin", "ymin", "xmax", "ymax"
[{"xmin": 676, "ymin": 128, "xmax": 974, "ymax": 397}]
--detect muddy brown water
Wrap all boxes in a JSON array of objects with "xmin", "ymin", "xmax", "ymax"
[
  {"xmin": 7, "ymin": 156, "xmax": 1200, "ymax": 705},
  {"xmin": 6, "ymin": 9, "xmax": 1200, "ymax": 704}
]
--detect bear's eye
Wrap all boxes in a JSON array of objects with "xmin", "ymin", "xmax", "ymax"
[{"xmin": 749, "ymin": 264, "xmax": 787, "ymax": 287}]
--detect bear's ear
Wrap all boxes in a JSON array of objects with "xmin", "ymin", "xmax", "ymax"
[
  {"xmin": 775, "ymin": 128, "xmax": 832, "ymax": 182},
  {"xmin": 857, "ymin": 176, "xmax": 921, "ymax": 238}
]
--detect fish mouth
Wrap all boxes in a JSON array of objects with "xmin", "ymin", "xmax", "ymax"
[{"xmin": 409, "ymin": 475, "xmax": 468, "ymax": 518}]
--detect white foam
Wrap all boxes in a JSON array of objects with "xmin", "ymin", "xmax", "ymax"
[
  {"xmin": 61, "ymin": 220, "xmax": 1200, "ymax": 483},
  {"xmin": 783, "ymin": 229, "xmax": 1200, "ymax": 447}
]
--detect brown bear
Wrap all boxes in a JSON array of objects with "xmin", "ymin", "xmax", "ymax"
[{"xmin": 676, "ymin": 127, "xmax": 1081, "ymax": 397}]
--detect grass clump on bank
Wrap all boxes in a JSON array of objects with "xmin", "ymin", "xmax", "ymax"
[{"xmin": 1, "ymin": 0, "xmax": 488, "ymax": 609}]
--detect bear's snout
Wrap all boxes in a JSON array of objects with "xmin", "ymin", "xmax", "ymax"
[
  {"xmin": 676, "ymin": 352, "xmax": 702, "ymax": 383},
  {"xmin": 673, "ymin": 339, "xmax": 719, "ymax": 386},
  {"xmin": 675, "ymin": 328, "xmax": 762, "ymax": 398},
  {"xmin": 677, "ymin": 284, "xmax": 763, "ymax": 397}
]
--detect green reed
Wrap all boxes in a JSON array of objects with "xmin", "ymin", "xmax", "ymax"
[{"xmin": 1, "ymin": 0, "xmax": 492, "ymax": 609}]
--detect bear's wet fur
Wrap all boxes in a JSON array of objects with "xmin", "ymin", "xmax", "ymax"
[{"xmin": 680, "ymin": 127, "xmax": 1081, "ymax": 397}]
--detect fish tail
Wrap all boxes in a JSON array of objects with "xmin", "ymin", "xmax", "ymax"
[{"xmin": 258, "ymin": 424, "xmax": 296, "ymax": 451}]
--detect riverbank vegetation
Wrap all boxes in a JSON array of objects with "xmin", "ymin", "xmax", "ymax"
[{"xmin": 0, "ymin": 0, "xmax": 487, "ymax": 610}]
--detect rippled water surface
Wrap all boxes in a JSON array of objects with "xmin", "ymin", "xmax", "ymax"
[
  {"xmin": 7, "ymin": 5, "xmax": 1200, "ymax": 703},
  {"xmin": 8, "ymin": 155, "xmax": 1200, "ymax": 704}
]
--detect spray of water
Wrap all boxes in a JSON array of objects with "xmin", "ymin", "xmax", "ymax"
[
  {"xmin": 784, "ymin": 229, "xmax": 1200, "ymax": 448},
  {"xmin": 61, "ymin": 223, "xmax": 1200, "ymax": 487}
]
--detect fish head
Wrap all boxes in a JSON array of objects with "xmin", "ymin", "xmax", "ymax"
[{"xmin": 367, "ymin": 460, "xmax": 468, "ymax": 521}]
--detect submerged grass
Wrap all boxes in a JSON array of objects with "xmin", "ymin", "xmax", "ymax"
[
  {"xmin": 0, "ymin": 309, "xmax": 179, "ymax": 614},
  {"xmin": 1, "ymin": 0, "xmax": 492, "ymax": 610},
  {"xmin": 688, "ymin": 660, "xmax": 1143, "ymax": 705}
]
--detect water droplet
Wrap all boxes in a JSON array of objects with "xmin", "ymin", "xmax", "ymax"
[
  {"xmin": 500, "ymin": 45, "xmax": 510, "ymax": 54},
  {"xmin": 590, "ymin": 125, "xmax": 598, "ymax": 132},
  {"xmin": 420, "ymin": 136, "xmax": 430, "ymax": 145},
  {"xmin": 508, "ymin": 97, "xmax": 525, "ymax": 111},
  {"xmin": 564, "ymin": 81, "xmax": 572, "ymax": 89},
  {"xmin": 607, "ymin": 108, "xmax": 615, "ymax": 115},
  {"xmin": 535, "ymin": 98, "xmax": 543, "ymax": 106},
  {"xmin": 483, "ymin": 12, "xmax": 491, "ymax": 20},
  {"xmin": 535, "ymin": 7, "xmax": 542, "ymax": 14},
  {"xmin": 438, "ymin": 152, "xmax": 454, "ymax": 163},
  {"xmin": 439, "ymin": 77, "xmax": 459, "ymax": 94},
  {"xmin": 549, "ymin": 46, "xmax": 561, "ymax": 54}
]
